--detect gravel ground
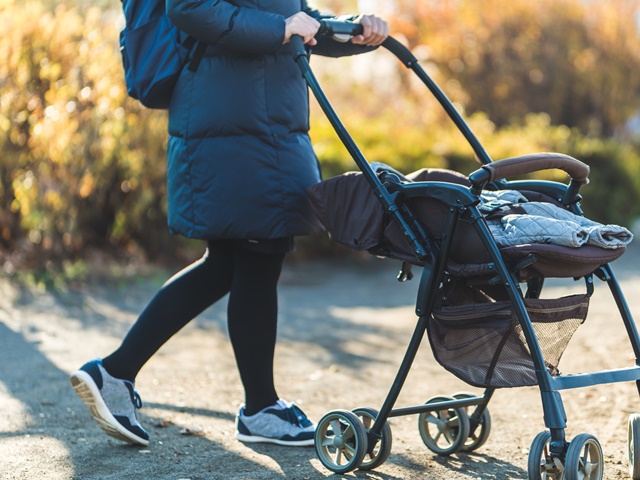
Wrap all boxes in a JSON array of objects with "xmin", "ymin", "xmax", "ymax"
[{"xmin": 0, "ymin": 245, "xmax": 639, "ymax": 479}]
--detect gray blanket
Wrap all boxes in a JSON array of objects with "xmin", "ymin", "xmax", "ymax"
[{"xmin": 481, "ymin": 191, "xmax": 633, "ymax": 249}]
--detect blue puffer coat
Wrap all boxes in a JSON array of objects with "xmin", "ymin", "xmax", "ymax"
[{"xmin": 165, "ymin": 0, "xmax": 376, "ymax": 240}]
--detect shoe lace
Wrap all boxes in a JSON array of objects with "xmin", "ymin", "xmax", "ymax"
[
  {"xmin": 288, "ymin": 404, "xmax": 312, "ymax": 428},
  {"xmin": 131, "ymin": 390, "xmax": 143, "ymax": 409}
]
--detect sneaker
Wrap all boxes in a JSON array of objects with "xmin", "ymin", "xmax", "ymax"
[
  {"xmin": 235, "ymin": 399, "xmax": 315, "ymax": 446},
  {"xmin": 69, "ymin": 359, "xmax": 149, "ymax": 446}
]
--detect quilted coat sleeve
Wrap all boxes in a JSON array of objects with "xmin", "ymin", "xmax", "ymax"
[{"xmin": 166, "ymin": 0, "xmax": 285, "ymax": 55}]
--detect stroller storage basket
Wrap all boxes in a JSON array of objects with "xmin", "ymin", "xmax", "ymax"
[{"xmin": 428, "ymin": 292, "xmax": 590, "ymax": 388}]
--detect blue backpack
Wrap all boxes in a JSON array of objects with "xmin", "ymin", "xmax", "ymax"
[{"xmin": 119, "ymin": 0, "xmax": 206, "ymax": 109}]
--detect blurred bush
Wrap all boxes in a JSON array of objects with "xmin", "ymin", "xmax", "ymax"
[
  {"xmin": 0, "ymin": 0, "xmax": 193, "ymax": 274},
  {"xmin": 391, "ymin": 0, "xmax": 640, "ymax": 136},
  {"xmin": 0, "ymin": 0, "xmax": 639, "ymax": 277}
]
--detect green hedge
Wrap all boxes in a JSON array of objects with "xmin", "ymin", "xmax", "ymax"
[{"xmin": 311, "ymin": 105, "xmax": 640, "ymax": 225}]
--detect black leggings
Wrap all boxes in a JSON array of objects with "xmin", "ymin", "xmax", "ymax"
[{"xmin": 102, "ymin": 239, "xmax": 284, "ymax": 415}]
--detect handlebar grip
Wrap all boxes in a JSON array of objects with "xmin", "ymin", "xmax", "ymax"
[
  {"xmin": 292, "ymin": 21, "xmax": 364, "ymax": 57},
  {"xmin": 317, "ymin": 19, "xmax": 364, "ymax": 37},
  {"xmin": 468, "ymin": 153, "xmax": 590, "ymax": 190},
  {"xmin": 382, "ymin": 36, "xmax": 418, "ymax": 67}
]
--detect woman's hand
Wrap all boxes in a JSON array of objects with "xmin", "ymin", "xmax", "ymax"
[
  {"xmin": 352, "ymin": 14, "xmax": 389, "ymax": 46},
  {"xmin": 284, "ymin": 12, "xmax": 320, "ymax": 46}
]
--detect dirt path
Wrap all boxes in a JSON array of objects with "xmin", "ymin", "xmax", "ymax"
[{"xmin": 0, "ymin": 246, "xmax": 638, "ymax": 479}]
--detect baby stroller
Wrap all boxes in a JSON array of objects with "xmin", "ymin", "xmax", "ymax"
[{"xmin": 291, "ymin": 22, "xmax": 640, "ymax": 479}]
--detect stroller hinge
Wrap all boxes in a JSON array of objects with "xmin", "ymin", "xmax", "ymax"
[
  {"xmin": 593, "ymin": 266, "xmax": 611, "ymax": 282},
  {"xmin": 486, "ymin": 263, "xmax": 503, "ymax": 286},
  {"xmin": 510, "ymin": 254, "xmax": 537, "ymax": 273},
  {"xmin": 584, "ymin": 274, "xmax": 595, "ymax": 297}
]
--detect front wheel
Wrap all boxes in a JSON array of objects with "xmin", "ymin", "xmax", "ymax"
[
  {"xmin": 527, "ymin": 431, "xmax": 565, "ymax": 480},
  {"xmin": 629, "ymin": 414, "xmax": 640, "ymax": 479},
  {"xmin": 564, "ymin": 433, "xmax": 603, "ymax": 480}
]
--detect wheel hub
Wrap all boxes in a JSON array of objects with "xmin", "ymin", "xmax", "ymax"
[
  {"xmin": 584, "ymin": 462, "xmax": 593, "ymax": 476},
  {"xmin": 333, "ymin": 436, "xmax": 344, "ymax": 448}
]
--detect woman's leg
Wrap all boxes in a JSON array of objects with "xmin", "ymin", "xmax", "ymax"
[
  {"xmin": 226, "ymin": 244, "xmax": 284, "ymax": 415},
  {"xmin": 102, "ymin": 239, "xmax": 235, "ymax": 382}
]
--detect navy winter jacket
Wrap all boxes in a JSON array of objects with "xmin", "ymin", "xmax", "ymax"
[{"xmin": 165, "ymin": 0, "xmax": 376, "ymax": 240}]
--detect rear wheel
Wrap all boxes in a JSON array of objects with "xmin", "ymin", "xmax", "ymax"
[
  {"xmin": 417, "ymin": 395, "xmax": 470, "ymax": 455},
  {"xmin": 314, "ymin": 409, "xmax": 368, "ymax": 474},
  {"xmin": 352, "ymin": 407, "xmax": 392, "ymax": 471},
  {"xmin": 452, "ymin": 392, "xmax": 492, "ymax": 452}
]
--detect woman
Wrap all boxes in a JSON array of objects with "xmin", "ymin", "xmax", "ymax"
[{"xmin": 70, "ymin": 1, "xmax": 388, "ymax": 447}]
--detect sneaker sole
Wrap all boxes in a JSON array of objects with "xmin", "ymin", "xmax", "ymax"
[
  {"xmin": 70, "ymin": 370, "xmax": 149, "ymax": 446},
  {"xmin": 235, "ymin": 432, "xmax": 314, "ymax": 447}
]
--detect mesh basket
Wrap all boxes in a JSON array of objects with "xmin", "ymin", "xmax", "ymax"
[{"xmin": 427, "ymin": 286, "xmax": 590, "ymax": 388}]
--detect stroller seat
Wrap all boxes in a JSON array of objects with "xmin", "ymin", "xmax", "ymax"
[
  {"xmin": 306, "ymin": 159, "xmax": 628, "ymax": 280},
  {"xmin": 448, "ymin": 242, "xmax": 624, "ymax": 279}
]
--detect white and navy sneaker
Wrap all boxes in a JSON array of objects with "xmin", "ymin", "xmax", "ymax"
[
  {"xmin": 235, "ymin": 399, "xmax": 315, "ymax": 446},
  {"xmin": 70, "ymin": 359, "xmax": 149, "ymax": 446}
]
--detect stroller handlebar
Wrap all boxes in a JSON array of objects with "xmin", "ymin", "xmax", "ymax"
[
  {"xmin": 469, "ymin": 153, "xmax": 590, "ymax": 186},
  {"xmin": 468, "ymin": 153, "xmax": 590, "ymax": 204}
]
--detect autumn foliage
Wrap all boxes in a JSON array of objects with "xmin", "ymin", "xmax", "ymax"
[
  {"xmin": 390, "ymin": 0, "xmax": 640, "ymax": 135},
  {"xmin": 1, "ymin": 0, "xmax": 640, "ymax": 273},
  {"xmin": 0, "ymin": 1, "xmax": 175, "ymax": 269}
]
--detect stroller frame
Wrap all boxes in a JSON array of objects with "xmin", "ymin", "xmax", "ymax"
[{"xmin": 292, "ymin": 22, "xmax": 640, "ymax": 479}]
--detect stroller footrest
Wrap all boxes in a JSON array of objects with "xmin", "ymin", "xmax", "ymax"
[{"xmin": 551, "ymin": 365, "xmax": 640, "ymax": 390}]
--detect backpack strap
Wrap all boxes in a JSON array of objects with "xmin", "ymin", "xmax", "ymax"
[
  {"xmin": 182, "ymin": 36, "xmax": 197, "ymax": 50},
  {"xmin": 180, "ymin": 35, "xmax": 206, "ymax": 73},
  {"xmin": 187, "ymin": 40, "xmax": 207, "ymax": 73}
]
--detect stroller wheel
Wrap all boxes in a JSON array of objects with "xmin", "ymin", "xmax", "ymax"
[
  {"xmin": 452, "ymin": 392, "xmax": 492, "ymax": 452},
  {"xmin": 314, "ymin": 409, "xmax": 368, "ymax": 474},
  {"xmin": 352, "ymin": 407, "xmax": 393, "ymax": 471},
  {"xmin": 629, "ymin": 414, "xmax": 640, "ymax": 479},
  {"xmin": 417, "ymin": 395, "xmax": 470, "ymax": 456},
  {"xmin": 564, "ymin": 433, "xmax": 604, "ymax": 480},
  {"xmin": 527, "ymin": 431, "xmax": 565, "ymax": 480}
]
